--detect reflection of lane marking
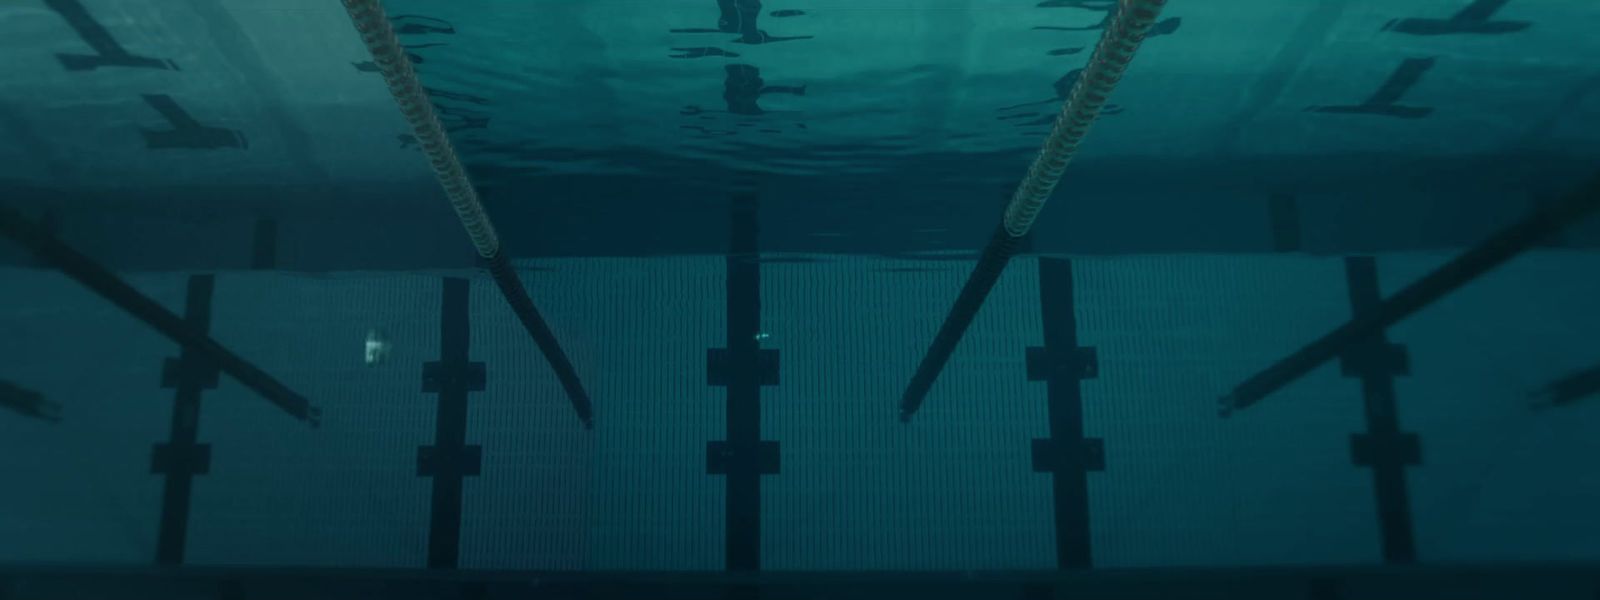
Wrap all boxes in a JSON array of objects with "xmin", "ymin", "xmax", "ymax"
[
  {"xmin": 354, "ymin": 16, "xmax": 488, "ymax": 137},
  {"xmin": 901, "ymin": 249, "xmax": 979, "ymax": 257},
  {"xmin": 724, "ymin": 64, "xmax": 805, "ymax": 115},
  {"xmin": 714, "ymin": 0, "xmax": 813, "ymax": 44},
  {"xmin": 138, "ymin": 94, "xmax": 248, "ymax": 150},
  {"xmin": 1514, "ymin": 72, "xmax": 1600, "ymax": 149},
  {"xmin": 1215, "ymin": 0, "xmax": 1353, "ymax": 155},
  {"xmin": 1383, "ymin": 0, "xmax": 1531, "ymax": 36},
  {"xmin": 183, "ymin": 0, "xmax": 328, "ymax": 181},
  {"xmin": 671, "ymin": 47, "xmax": 741, "ymax": 59},
  {"xmin": 426, "ymin": 88, "xmax": 491, "ymax": 105},
  {"xmin": 1032, "ymin": 17, "xmax": 1182, "ymax": 36},
  {"xmin": 997, "ymin": 69, "xmax": 1123, "ymax": 126},
  {"xmin": 675, "ymin": 2, "xmax": 811, "ymax": 138},
  {"xmin": 1308, "ymin": 58, "xmax": 1437, "ymax": 119},
  {"xmin": 1032, "ymin": 0, "xmax": 1182, "ymax": 38},
  {"xmin": 390, "ymin": 15, "xmax": 456, "ymax": 35},
  {"xmin": 43, "ymin": 0, "xmax": 178, "ymax": 71}
]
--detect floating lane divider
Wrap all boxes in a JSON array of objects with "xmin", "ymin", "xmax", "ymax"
[
  {"xmin": 900, "ymin": 0, "xmax": 1171, "ymax": 421},
  {"xmin": 340, "ymin": 0, "xmax": 593, "ymax": 427},
  {"xmin": 1219, "ymin": 170, "xmax": 1600, "ymax": 416},
  {"xmin": 0, "ymin": 206, "xmax": 318, "ymax": 425}
]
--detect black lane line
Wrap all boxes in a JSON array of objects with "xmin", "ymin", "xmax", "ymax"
[
  {"xmin": 419, "ymin": 277, "xmax": 485, "ymax": 569},
  {"xmin": 1028, "ymin": 258, "xmax": 1102, "ymax": 569},
  {"xmin": 153, "ymin": 274, "xmax": 219, "ymax": 565},
  {"xmin": 707, "ymin": 191, "xmax": 780, "ymax": 574},
  {"xmin": 1343, "ymin": 257, "xmax": 1420, "ymax": 564}
]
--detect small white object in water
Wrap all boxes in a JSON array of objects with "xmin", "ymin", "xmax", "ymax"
[
  {"xmin": 753, "ymin": 332, "xmax": 770, "ymax": 343},
  {"xmin": 365, "ymin": 329, "xmax": 391, "ymax": 365}
]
